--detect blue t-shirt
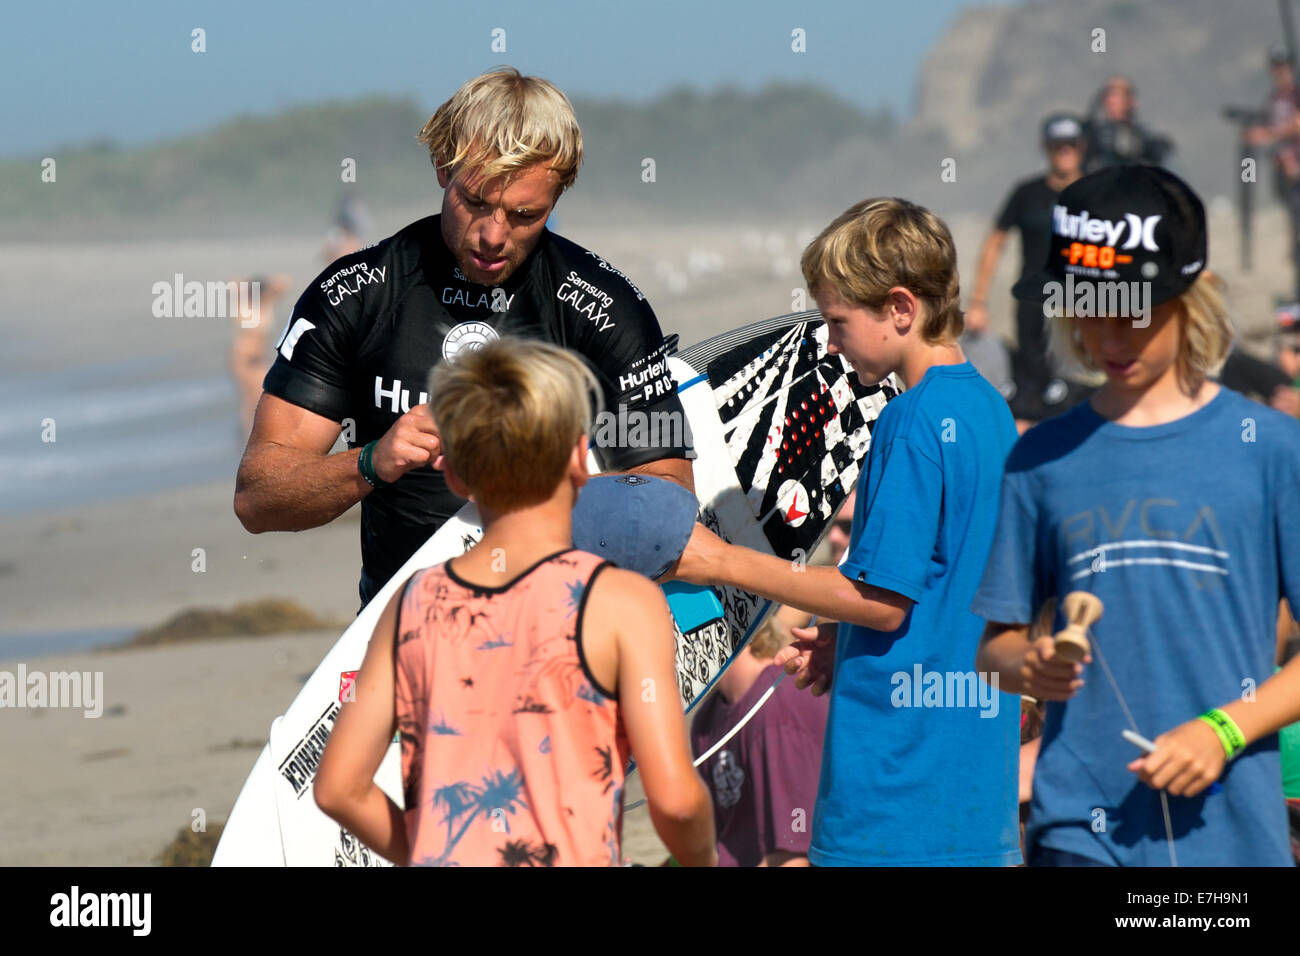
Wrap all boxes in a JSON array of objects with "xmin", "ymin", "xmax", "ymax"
[
  {"xmin": 809, "ymin": 362, "xmax": 1022, "ymax": 866},
  {"xmin": 972, "ymin": 388, "xmax": 1300, "ymax": 866}
]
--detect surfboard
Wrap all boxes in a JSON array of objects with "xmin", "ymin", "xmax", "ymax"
[{"xmin": 212, "ymin": 310, "xmax": 897, "ymax": 866}]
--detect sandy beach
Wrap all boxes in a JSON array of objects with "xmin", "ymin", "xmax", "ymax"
[
  {"xmin": 0, "ymin": 631, "xmax": 339, "ymax": 866},
  {"xmin": 0, "ymin": 482, "xmax": 363, "ymax": 638}
]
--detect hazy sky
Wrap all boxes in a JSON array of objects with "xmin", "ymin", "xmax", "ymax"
[{"xmin": 3, "ymin": 0, "xmax": 1011, "ymax": 157}]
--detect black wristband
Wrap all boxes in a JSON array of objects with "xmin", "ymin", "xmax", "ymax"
[{"xmin": 358, "ymin": 440, "xmax": 385, "ymax": 488}]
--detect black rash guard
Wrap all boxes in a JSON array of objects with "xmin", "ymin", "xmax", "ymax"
[{"xmin": 263, "ymin": 215, "xmax": 689, "ymax": 599}]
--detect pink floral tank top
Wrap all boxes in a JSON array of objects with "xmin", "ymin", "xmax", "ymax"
[{"xmin": 395, "ymin": 549, "xmax": 628, "ymax": 866}]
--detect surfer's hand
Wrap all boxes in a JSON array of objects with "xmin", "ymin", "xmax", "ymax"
[
  {"xmin": 1128, "ymin": 718, "xmax": 1226, "ymax": 797},
  {"xmin": 776, "ymin": 623, "xmax": 835, "ymax": 696},
  {"xmin": 665, "ymin": 523, "xmax": 727, "ymax": 586},
  {"xmin": 371, "ymin": 404, "xmax": 443, "ymax": 482},
  {"xmin": 1020, "ymin": 636, "xmax": 1085, "ymax": 702}
]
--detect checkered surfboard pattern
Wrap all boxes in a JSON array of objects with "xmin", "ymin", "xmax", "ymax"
[{"xmin": 701, "ymin": 318, "xmax": 897, "ymax": 560}]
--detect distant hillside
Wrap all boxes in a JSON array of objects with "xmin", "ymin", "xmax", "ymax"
[
  {"xmin": 787, "ymin": 0, "xmax": 1289, "ymax": 220},
  {"xmin": 571, "ymin": 84, "xmax": 893, "ymax": 210},
  {"xmin": 0, "ymin": 85, "xmax": 894, "ymax": 239},
  {"xmin": 1, "ymin": 96, "xmax": 433, "ymax": 240}
]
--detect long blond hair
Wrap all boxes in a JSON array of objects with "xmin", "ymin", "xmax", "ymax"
[{"xmin": 1046, "ymin": 271, "xmax": 1233, "ymax": 391}]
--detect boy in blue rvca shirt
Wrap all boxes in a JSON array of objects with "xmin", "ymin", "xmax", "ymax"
[
  {"xmin": 973, "ymin": 166, "xmax": 1300, "ymax": 866},
  {"xmin": 671, "ymin": 198, "xmax": 1022, "ymax": 865}
]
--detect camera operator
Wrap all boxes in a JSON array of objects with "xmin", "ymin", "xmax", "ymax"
[
  {"xmin": 1082, "ymin": 75, "xmax": 1173, "ymax": 172},
  {"xmin": 1246, "ymin": 47, "xmax": 1300, "ymax": 302}
]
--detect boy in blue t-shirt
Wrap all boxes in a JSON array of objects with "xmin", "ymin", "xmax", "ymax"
[
  {"xmin": 973, "ymin": 166, "xmax": 1300, "ymax": 866},
  {"xmin": 671, "ymin": 198, "xmax": 1022, "ymax": 865}
]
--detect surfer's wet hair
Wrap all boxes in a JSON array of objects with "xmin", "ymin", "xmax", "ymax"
[
  {"xmin": 427, "ymin": 338, "xmax": 602, "ymax": 512},
  {"xmin": 1047, "ymin": 271, "xmax": 1232, "ymax": 392},
  {"xmin": 801, "ymin": 198, "xmax": 964, "ymax": 344},
  {"xmin": 418, "ymin": 66, "xmax": 583, "ymax": 193}
]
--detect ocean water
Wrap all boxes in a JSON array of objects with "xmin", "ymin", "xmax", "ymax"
[
  {"xmin": 0, "ymin": 355, "xmax": 247, "ymax": 514},
  {"xmin": 0, "ymin": 626, "xmax": 136, "ymax": 663}
]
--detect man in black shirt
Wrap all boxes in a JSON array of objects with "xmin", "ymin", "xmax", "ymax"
[
  {"xmin": 967, "ymin": 114, "xmax": 1086, "ymax": 423},
  {"xmin": 235, "ymin": 68, "xmax": 693, "ymax": 606}
]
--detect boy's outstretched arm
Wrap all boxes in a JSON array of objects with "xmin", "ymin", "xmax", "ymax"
[
  {"xmin": 669, "ymin": 524, "xmax": 912, "ymax": 631},
  {"xmin": 314, "ymin": 586, "xmax": 409, "ymax": 865},
  {"xmin": 587, "ymin": 568, "xmax": 717, "ymax": 866}
]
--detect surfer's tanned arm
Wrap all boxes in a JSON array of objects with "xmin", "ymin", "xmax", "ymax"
[
  {"xmin": 234, "ymin": 394, "xmax": 374, "ymax": 532},
  {"xmin": 235, "ymin": 393, "xmax": 442, "ymax": 533}
]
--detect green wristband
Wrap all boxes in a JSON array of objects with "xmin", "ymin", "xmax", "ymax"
[
  {"xmin": 1198, "ymin": 708, "xmax": 1247, "ymax": 761},
  {"xmin": 358, "ymin": 440, "xmax": 385, "ymax": 488}
]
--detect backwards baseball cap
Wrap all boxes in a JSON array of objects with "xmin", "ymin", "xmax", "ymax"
[
  {"xmin": 1042, "ymin": 113, "xmax": 1084, "ymax": 145},
  {"xmin": 1270, "ymin": 44, "xmax": 1294, "ymax": 66},
  {"xmin": 571, "ymin": 474, "xmax": 698, "ymax": 579},
  {"xmin": 1013, "ymin": 164, "xmax": 1207, "ymax": 309}
]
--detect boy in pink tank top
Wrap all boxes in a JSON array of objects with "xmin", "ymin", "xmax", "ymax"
[{"xmin": 315, "ymin": 338, "xmax": 716, "ymax": 866}]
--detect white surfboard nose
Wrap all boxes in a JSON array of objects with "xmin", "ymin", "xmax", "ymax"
[{"xmin": 212, "ymin": 738, "xmax": 285, "ymax": 866}]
